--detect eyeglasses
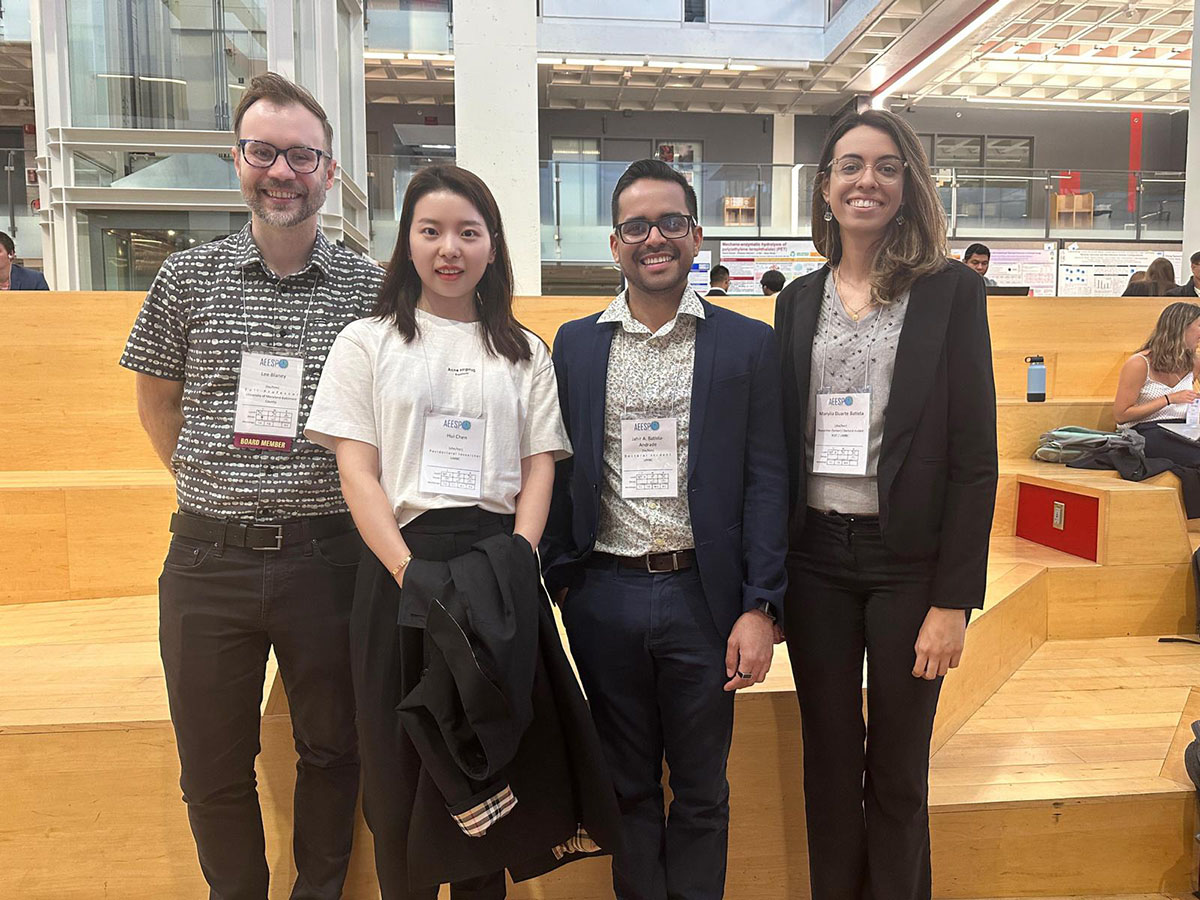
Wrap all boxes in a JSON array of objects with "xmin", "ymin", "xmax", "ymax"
[
  {"xmin": 614, "ymin": 214, "xmax": 695, "ymax": 244},
  {"xmin": 827, "ymin": 156, "xmax": 908, "ymax": 185},
  {"xmin": 237, "ymin": 139, "xmax": 328, "ymax": 175}
]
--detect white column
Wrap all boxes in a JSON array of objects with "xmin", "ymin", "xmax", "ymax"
[
  {"xmin": 453, "ymin": 0, "xmax": 541, "ymax": 295},
  {"xmin": 1183, "ymin": 0, "xmax": 1200, "ymax": 257},
  {"xmin": 770, "ymin": 114, "xmax": 795, "ymax": 235}
]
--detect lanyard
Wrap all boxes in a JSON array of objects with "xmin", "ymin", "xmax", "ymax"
[
  {"xmin": 818, "ymin": 271, "xmax": 884, "ymax": 393},
  {"xmin": 239, "ymin": 268, "xmax": 319, "ymax": 355}
]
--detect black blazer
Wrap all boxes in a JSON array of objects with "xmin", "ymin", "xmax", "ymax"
[{"xmin": 774, "ymin": 260, "xmax": 998, "ymax": 610}]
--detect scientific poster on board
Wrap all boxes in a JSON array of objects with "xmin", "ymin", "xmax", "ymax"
[
  {"xmin": 688, "ymin": 251, "xmax": 712, "ymax": 292},
  {"xmin": 950, "ymin": 242, "xmax": 1058, "ymax": 296},
  {"xmin": 1057, "ymin": 245, "xmax": 1184, "ymax": 296},
  {"xmin": 719, "ymin": 240, "xmax": 827, "ymax": 296}
]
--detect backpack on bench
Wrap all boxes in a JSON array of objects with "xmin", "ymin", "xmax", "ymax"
[{"xmin": 1033, "ymin": 426, "xmax": 1145, "ymax": 464}]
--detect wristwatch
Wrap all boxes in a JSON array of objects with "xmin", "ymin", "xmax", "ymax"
[{"xmin": 756, "ymin": 600, "xmax": 777, "ymax": 623}]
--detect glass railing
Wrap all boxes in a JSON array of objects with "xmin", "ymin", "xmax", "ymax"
[
  {"xmin": 365, "ymin": 157, "xmax": 1187, "ymax": 264},
  {"xmin": 365, "ymin": 1, "xmax": 451, "ymax": 53}
]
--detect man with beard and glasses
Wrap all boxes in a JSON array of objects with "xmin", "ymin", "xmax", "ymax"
[
  {"xmin": 119, "ymin": 73, "xmax": 382, "ymax": 900},
  {"xmin": 540, "ymin": 158, "xmax": 789, "ymax": 900}
]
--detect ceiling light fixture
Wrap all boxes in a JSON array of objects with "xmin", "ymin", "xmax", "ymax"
[
  {"xmin": 871, "ymin": 0, "xmax": 1020, "ymax": 108},
  {"xmin": 965, "ymin": 96, "xmax": 1188, "ymax": 111}
]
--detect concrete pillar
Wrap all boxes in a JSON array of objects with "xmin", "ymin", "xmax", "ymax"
[
  {"xmin": 771, "ymin": 114, "xmax": 795, "ymax": 235},
  {"xmin": 1183, "ymin": 0, "xmax": 1200, "ymax": 257},
  {"xmin": 452, "ymin": 0, "xmax": 542, "ymax": 295}
]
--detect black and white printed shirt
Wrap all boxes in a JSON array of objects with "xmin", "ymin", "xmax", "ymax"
[{"xmin": 120, "ymin": 224, "xmax": 384, "ymax": 521}]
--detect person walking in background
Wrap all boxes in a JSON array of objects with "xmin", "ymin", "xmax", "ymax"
[
  {"xmin": 760, "ymin": 269, "xmax": 786, "ymax": 296},
  {"xmin": 775, "ymin": 109, "xmax": 998, "ymax": 900},
  {"xmin": 0, "ymin": 230, "xmax": 49, "ymax": 290},
  {"xmin": 1124, "ymin": 257, "xmax": 1178, "ymax": 296},
  {"xmin": 119, "ymin": 73, "xmax": 382, "ymax": 900},
  {"xmin": 962, "ymin": 242, "xmax": 996, "ymax": 286},
  {"xmin": 706, "ymin": 263, "xmax": 730, "ymax": 296},
  {"xmin": 542, "ymin": 158, "xmax": 788, "ymax": 900},
  {"xmin": 1167, "ymin": 252, "xmax": 1200, "ymax": 297}
]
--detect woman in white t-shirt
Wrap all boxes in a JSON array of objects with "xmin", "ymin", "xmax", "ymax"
[{"xmin": 306, "ymin": 165, "xmax": 571, "ymax": 900}]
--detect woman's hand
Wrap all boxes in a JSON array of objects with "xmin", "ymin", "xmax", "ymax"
[
  {"xmin": 913, "ymin": 607, "xmax": 967, "ymax": 680},
  {"xmin": 1166, "ymin": 389, "xmax": 1200, "ymax": 405}
]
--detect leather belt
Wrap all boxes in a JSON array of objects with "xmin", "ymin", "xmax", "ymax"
[
  {"xmin": 591, "ymin": 549, "xmax": 696, "ymax": 573},
  {"xmin": 169, "ymin": 511, "xmax": 355, "ymax": 551}
]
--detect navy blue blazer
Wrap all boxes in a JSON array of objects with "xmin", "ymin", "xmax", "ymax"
[
  {"xmin": 8, "ymin": 263, "xmax": 49, "ymax": 290},
  {"xmin": 540, "ymin": 296, "xmax": 789, "ymax": 636}
]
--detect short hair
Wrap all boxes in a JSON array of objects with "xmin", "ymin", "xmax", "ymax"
[
  {"xmin": 611, "ymin": 158, "xmax": 698, "ymax": 227},
  {"xmin": 963, "ymin": 243, "xmax": 991, "ymax": 261},
  {"xmin": 761, "ymin": 270, "xmax": 786, "ymax": 293},
  {"xmin": 233, "ymin": 72, "xmax": 333, "ymax": 153},
  {"xmin": 710, "ymin": 265, "xmax": 730, "ymax": 282},
  {"xmin": 0, "ymin": 231, "xmax": 13, "ymax": 255},
  {"xmin": 1190, "ymin": 250, "xmax": 1200, "ymax": 265}
]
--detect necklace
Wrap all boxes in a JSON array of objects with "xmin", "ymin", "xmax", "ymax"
[{"xmin": 833, "ymin": 266, "xmax": 874, "ymax": 321}]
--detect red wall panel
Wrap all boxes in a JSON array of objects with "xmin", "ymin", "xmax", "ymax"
[{"xmin": 1015, "ymin": 482, "xmax": 1100, "ymax": 561}]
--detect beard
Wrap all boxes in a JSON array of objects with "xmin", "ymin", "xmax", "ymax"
[{"xmin": 242, "ymin": 178, "xmax": 327, "ymax": 228}]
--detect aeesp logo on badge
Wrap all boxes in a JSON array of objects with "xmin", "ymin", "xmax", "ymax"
[
  {"xmin": 633, "ymin": 421, "xmax": 660, "ymax": 432},
  {"xmin": 442, "ymin": 419, "xmax": 471, "ymax": 430},
  {"xmin": 827, "ymin": 395, "xmax": 855, "ymax": 407},
  {"xmin": 259, "ymin": 357, "xmax": 288, "ymax": 369}
]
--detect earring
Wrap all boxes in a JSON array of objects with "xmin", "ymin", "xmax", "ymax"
[
  {"xmin": 823, "ymin": 209, "xmax": 833, "ymax": 222},
  {"xmin": 896, "ymin": 206, "xmax": 905, "ymax": 225}
]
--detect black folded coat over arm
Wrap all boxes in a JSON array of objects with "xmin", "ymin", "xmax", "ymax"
[{"xmin": 396, "ymin": 532, "xmax": 622, "ymax": 887}]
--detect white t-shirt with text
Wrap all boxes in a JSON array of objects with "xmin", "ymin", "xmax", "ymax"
[{"xmin": 306, "ymin": 309, "xmax": 571, "ymax": 527}]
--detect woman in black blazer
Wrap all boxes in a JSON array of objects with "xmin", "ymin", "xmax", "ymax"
[{"xmin": 774, "ymin": 110, "xmax": 997, "ymax": 900}]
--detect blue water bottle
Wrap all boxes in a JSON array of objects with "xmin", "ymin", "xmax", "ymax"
[{"xmin": 1025, "ymin": 355, "xmax": 1046, "ymax": 402}]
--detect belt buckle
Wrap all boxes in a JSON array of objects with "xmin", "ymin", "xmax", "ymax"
[
  {"xmin": 645, "ymin": 552, "xmax": 678, "ymax": 574},
  {"xmin": 251, "ymin": 524, "xmax": 284, "ymax": 551}
]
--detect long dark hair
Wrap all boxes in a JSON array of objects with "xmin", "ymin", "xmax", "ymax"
[
  {"xmin": 812, "ymin": 109, "xmax": 949, "ymax": 307},
  {"xmin": 372, "ymin": 164, "xmax": 530, "ymax": 363}
]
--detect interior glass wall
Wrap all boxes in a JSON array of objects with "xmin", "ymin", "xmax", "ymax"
[{"xmin": 67, "ymin": 0, "xmax": 268, "ymax": 130}]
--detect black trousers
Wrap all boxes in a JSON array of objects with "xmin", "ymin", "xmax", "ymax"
[
  {"xmin": 158, "ymin": 524, "xmax": 362, "ymax": 900},
  {"xmin": 785, "ymin": 508, "xmax": 943, "ymax": 900},
  {"xmin": 352, "ymin": 506, "xmax": 510, "ymax": 900},
  {"xmin": 1134, "ymin": 420, "xmax": 1200, "ymax": 467}
]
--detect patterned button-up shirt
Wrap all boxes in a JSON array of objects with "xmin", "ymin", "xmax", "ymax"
[
  {"xmin": 120, "ymin": 224, "xmax": 384, "ymax": 521},
  {"xmin": 593, "ymin": 287, "xmax": 703, "ymax": 556}
]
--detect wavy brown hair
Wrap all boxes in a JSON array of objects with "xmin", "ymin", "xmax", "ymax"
[
  {"xmin": 372, "ymin": 165, "xmax": 530, "ymax": 364},
  {"xmin": 1139, "ymin": 301, "xmax": 1200, "ymax": 375},
  {"xmin": 812, "ymin": 109, "xmax": 948, "ymax": 306}
]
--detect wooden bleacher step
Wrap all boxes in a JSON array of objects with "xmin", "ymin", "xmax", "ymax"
[
  {"xmin": 0, "ymin": 470, "xmax": 174, "ymax": 605},
  {"xmin": 928, "ymin": 635, "xmax": 1199, "ymax": 898}
]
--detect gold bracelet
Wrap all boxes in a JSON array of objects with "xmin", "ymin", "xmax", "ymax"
[{"xmin": 389, "ymin": 554, "xmax": 413, "ymax": 579}]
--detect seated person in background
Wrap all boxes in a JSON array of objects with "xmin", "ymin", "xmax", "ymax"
[
  {"xmin": 1168, "ymin": 251, "xmax": 1200, "ymax": 297},
  {"xmin": 1123, "ymin": 257, "xmax": 1178, "ymax": 296},
  {"xmin": 760, "ymin": 269, "xmax": 785, "ymax": 296},
  {"xmin": 1114, "ymin": 301, "xmax": 1200, "ymax": 467},
  {"xmin": 707, "ymin": 264, "xmax": 731, "ymax": 296},
  {"xmin": 962, "ymin": 242, "xmax": 997, "ymax": 286},
  {"xmin": 1122, "ymin": 270, "xmax": 1148, "ymax": 295},
  {"xmin": 0, "ymin": 230, "xmax": 49, "ymax": 290}
]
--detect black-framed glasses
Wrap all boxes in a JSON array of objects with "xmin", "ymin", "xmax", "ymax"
[
  {"xmin": 827, "ymin": 156, "xmax": 908, "ymax": 185},
  {"xmin": 237, "ymin": 139, "xmax": 328, "ymax": 175},
  {"xmin": 614, "ymin": 214, "xmax": 695, "ymax": 244}
]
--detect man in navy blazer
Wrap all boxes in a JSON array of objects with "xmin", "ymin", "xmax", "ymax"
[
  {"xmin": 541, "ymin": 159, "xmax": 788, "ymax": 900},
  {"xmin": 0, "ymin": 231, "xmax": 49, "ymax": 290}
]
